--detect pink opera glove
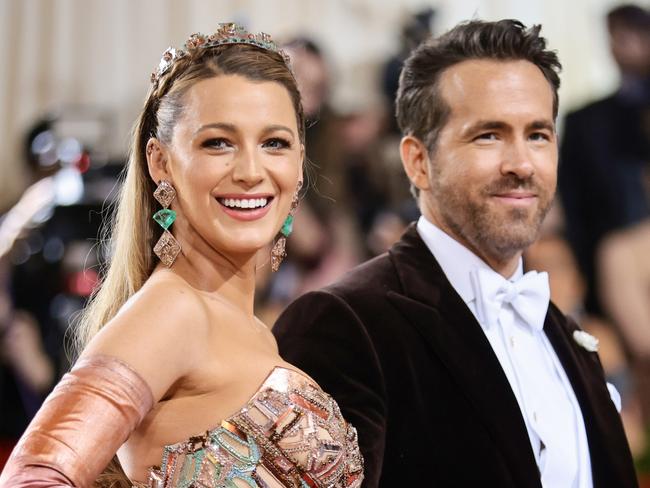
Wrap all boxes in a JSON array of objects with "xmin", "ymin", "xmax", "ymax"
[{"xmin": 0, "ymin": 355, "xmax": 154, "ymax": 487}]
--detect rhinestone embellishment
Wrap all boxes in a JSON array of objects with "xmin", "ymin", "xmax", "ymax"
[
  {"xmin": 152, "ymin": 180, "xmax": 180, "ymax": 267},
  {"xmin": 151, "ymin": 23, "xmax": 291, "ymax": 85},
  {"xmin": 153, "ymin": 180, "xmax": 177, "ymax": 208},
  {"xmin": 270, "ymin": 236, "xmax": 287, "ymax": 273},
  {"xmin": 143, "ymin": 367, "xmax": 364, "ymax": 488},
  {"xmin": 153, "ymin": 231, "xmax": 181, "ymax": 267},
  {"xmin": 153, "ymin": 209, "xmax": 177, "ymax": 230}
]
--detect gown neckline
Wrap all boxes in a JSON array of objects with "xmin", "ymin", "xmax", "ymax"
[
  {"xmin": 139, "ymin": 365, "xmax": 364, "ymax": 488},
  {"xmin": 159, "ymin": 365, "xmax": 312, "ymax": 451}
]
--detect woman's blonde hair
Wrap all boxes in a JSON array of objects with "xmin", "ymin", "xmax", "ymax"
[{"xmin": 74, "ymin": 43, "xmax": 305, "ymax": 355}]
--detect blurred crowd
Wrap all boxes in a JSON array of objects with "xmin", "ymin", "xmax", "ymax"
[
  {"xmin": 532, "ymin": 4, "xmax": 650, "ymax": 469},
  {"xmin": 1, "ymin": 3, "xmax": 649, "ymax": 478}
]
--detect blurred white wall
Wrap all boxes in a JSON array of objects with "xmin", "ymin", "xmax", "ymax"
[{"xmin": 0, "ymin": 0, "xmax": 646, "ymax": 210}]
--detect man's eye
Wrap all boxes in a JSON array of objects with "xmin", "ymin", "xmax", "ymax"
[
  {"xmin": 475, "ymin": 133, "xmax": 497, "ymax": 141},
  {"xmin": 530, "ymin": 132, "xmax": 550, "ymax": 142},
  {"xmin": 263, "ymin": 138, "xmax": 291, "ymax": 150}
]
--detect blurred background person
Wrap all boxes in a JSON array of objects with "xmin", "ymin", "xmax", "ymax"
[
  {"xmin": 559, "ymin": 3, "xmax": 650, "ymax": 440},
  {"xmin": 598, "ymin": 217, "xmax": 650, "ymax": 445},
  {"xmin": 0, "ymin": 112, "xmax": 118, "ymax": 466},
  {"xmin": 559, "ymin": 4, "xmax": 650, "ymax": 316},
  {"xmin": 0, "ymin": 258, "xmax": 55, "ymax": 466}
]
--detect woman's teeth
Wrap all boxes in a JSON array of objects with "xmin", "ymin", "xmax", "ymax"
[{"xmin": 219, "ymin": 197, "xmax": 269, "ymax": 209}]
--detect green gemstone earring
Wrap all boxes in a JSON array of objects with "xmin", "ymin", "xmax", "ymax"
[
  {"xmin": 271, "ymin": 182, "xmax": 301, "ymax": 272},
  {"xmin": 152, "ymin": 180, "xmax": 181, "ymax": 267}
]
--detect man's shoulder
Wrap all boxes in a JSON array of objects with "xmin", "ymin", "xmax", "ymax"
[
  {"xmin": 322, "ymin": 250, "xmax": 401, "ymax": 301},
  {"xmin": 565, "ymin": 93, "xmax": 618, "ymax": 124},
  {"xmin": 275, "ymin": 251, "xmax": 401, "ymax": 326}
]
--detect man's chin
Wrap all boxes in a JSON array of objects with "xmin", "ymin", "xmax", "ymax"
[
  {"xmin": 477, "ymin": 214, "xmax": 540, "ymax": 249},
  {"xmin": 492, "ymin": 226, "xmax": 541, "ymax": 253}
]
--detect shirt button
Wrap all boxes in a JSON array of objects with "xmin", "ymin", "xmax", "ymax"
[
  {"xmin": 533, "ymin": 411, "xmax": 538, "ymax": 422},
  {"xmin": 510, "ymin": 336, "xmax": 515, "ymax": 348}
]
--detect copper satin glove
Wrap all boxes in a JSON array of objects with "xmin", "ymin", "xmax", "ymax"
[{"xmin": 0, "ymin": 355, "xmax": 154, "ymax": 487}]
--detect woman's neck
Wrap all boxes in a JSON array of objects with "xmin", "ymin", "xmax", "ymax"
[{"xmin": 156, "ymin": 246, "xmax": 259, "ymax": 316}]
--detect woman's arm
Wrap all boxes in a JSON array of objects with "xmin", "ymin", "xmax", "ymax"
[
  {"xmin": 0, "ymin": 355, "xmax": 153, "ymax": 487},
  {"xmin": 0, "ymin": 277, "xmax": 209, "ymax": 487}
]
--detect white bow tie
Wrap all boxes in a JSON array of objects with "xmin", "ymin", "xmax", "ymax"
[{"xmin": 471, "ymin": 267, "xmax": 550, "ymax": 332}]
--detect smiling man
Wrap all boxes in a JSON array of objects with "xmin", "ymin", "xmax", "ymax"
[{"xmin": 273, "ymin": 19, "xmax": 638, "ymax": 487}]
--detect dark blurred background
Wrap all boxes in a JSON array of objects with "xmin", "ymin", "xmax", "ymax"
[{"xmin": 1, "ymin": 0, "xmax": 649, "ymax": 482}]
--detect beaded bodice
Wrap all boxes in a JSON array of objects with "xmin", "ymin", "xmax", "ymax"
[{"xmin": 143, "ymin": 367, "xmax": 364, "ymax": 488}]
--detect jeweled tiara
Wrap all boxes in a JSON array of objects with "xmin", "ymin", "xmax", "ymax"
[{"xmin": 151, "ymin": 23, "xmax": 290, "ymax": 84}]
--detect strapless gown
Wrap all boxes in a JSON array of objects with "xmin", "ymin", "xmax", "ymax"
[{"xmin": 139, "ymin": 367, "xmax": 364, "ymax": 488}]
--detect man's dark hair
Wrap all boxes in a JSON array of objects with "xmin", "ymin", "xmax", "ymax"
[
  {"xmin": 607, "ymin": 4, "xmax": 650, "ymax": 33},
  {"xmin": 396, "ymin": 19, "xmax": 562, "ymax": 158}
]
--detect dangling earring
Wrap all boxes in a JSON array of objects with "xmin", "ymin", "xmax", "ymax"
[
  {"xmin": 271, "ymin": 182, "xmax": 302, "ymax": 272},
  {"xmin": 152, "ymin": 180, "xmax": 181, "ymax": 267}
]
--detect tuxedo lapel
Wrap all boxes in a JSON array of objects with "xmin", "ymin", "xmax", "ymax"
[
  {"xmin": 543, "ymin": 308, "xmax": 638, "ymax": 487},
  {"xmin": 387, "ymin": 225, "xmax": 541, "ymax": 486}
]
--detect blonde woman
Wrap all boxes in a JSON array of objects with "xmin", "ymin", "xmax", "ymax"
[{"xmin": 0, "ymin": 24, "xmax": 363, "ymax": 488}]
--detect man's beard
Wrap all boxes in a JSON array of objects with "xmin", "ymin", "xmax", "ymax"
[{"xmin": 435, "ymin": 174, "xmax": 554, "ymax": 261}]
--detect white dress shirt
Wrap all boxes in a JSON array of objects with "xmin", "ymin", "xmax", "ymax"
[{"xmin": 417, "ymin": 216, "xmax": 594, "ymax": 488}]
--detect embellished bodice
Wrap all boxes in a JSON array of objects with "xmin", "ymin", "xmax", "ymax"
[{"xmin": 143, "ymin": 367, "xmax": 364, "ymax": 488}]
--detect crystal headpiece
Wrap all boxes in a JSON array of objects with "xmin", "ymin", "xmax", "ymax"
[{"xmin": 151, "ymin": 23, "xmax": 290, "ymax": 85}]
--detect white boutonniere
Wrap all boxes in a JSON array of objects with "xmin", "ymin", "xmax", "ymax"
[{"xmin": 573, "ymin": 330, "xmax": 599, "ymax": 352}]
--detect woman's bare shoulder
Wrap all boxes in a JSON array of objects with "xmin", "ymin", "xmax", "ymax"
[
  {"xmin": 81, "ymin": 272, "xmax": 212, "ymax": 401},
  {"xmin": 123, "ymin": 273, "xmax": 211, "ymax": 327}
]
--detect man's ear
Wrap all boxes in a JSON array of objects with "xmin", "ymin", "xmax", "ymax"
[
  {"xmin": 400, "ymin": 135, "xmax": 432, "ymax": 192},
  {"xmin": 146, "ymin": 138, "xmax": 170, "ymax": 184}
]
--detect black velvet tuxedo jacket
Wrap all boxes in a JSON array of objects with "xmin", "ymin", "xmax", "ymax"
[{"xmin": 273, "ymin": 225, "xmax": 637, "ymax": 487}]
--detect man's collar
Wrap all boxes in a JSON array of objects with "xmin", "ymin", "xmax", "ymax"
[{"xmin": 416, "ymin": 216, "xmax": 523, "ymax": 305}]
